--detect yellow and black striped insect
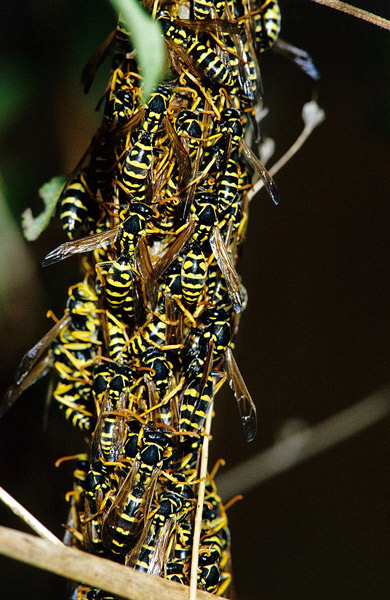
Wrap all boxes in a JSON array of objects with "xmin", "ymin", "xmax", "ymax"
[
  {"xmin": 59, "ymin": 171, "xmax": 98, "ymax": 240},
  {"xmin": 175, "ymin": 110, "xmax": 203, "ymax": 160},
  {"xmin": 157, "ymin": 10, "xmax": 234, "ymax": 88},
  {"xmin": 217, "ymin": 107, "xmax": 280, "ymax": 205},
  {"xmin": 165, "ymin": 519, "xmax": 193, "ymax": 585},
  {"xmin": 180, "ymin": 244, "xmax": 208, "ymax": 307},
  {"xmin": 1, "ymin": 279, "xmax": 100, "ymax": 417},
  {"xmin": 192, "ymin": 0, "xmax": 214, "ymax": 21},
  {"xmin": 53, "ymin": 376, "xmax": 94, "ymax": 432},
  {"xmin": 42, "ymin": 202, "xmax": 152, "ymax": 267},
  {"xmin": 253, "ymin": 0, "xmax": 281, "ymax": 52},
  {"xmin": 103, "ymin": 63, "xmax": 141, "ymax": 130},
  {"xmin": 91, "ymin": 362, "xmax": 143, "ymax": 462},
  {"xmin": 190, "ymin": 191, "xmax": 218, "ymax": 244},
  {"xmin": 197, "ymin": 531, "xmax": 226, "ymax": 593},
  {"xmin": 126, "ymin": 475, "xmax": 195, "ymax": 575},
  {"xmin": 97, "ymin": 256, "xmax": 135, "ymax": 313},
  {"xmin": 102, "ymin": 428, "xmax": 172, "ymax": 557},
  {"xmin": 126, "ymin": 289, "xmax": 185, "ymax": 356},
  {"xmin": 118, "ymin": 87, "xmax": 171, "ymax": 201},
  {"xmin": 216, "ymin": 156, "xmax": 241, "ymax": 215},
  {"xmin": 142, "ymin": 347, "xmax": 178, "ymax": 427}
]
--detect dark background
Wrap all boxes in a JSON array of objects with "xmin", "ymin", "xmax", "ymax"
[{"xmin": 0, "ymin": 1, "xmax": 389, "ymax": 598}]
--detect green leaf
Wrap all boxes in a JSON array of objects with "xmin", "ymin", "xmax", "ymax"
[
  {"xmin": 22, "ymin": 175, "xmax": 67, "ymax": 241},
  {"xmin": 108, "ymin": 0, "xmax": 165, "ymax": 99}
]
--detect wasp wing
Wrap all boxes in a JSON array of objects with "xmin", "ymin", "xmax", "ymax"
[
  {"xmin": 81, "ymin": 29, "xmax": 117, "ymax": 94},
  {"xmin": 136, "ymin": 237, "xmax": 158, "ymax": 312},
  {"xmin": 15, "ymin": 313, "xmax": 70, "ymax": 384},
  {"xmin": 225, "ymin": 346, "xmax": 257, "ymax": 442},
  {"xmin": 240, "ymin": 139, "xmax": 279, "ymax": 206},
  {"xmin": 209, "ymin": 226, "xmax": 244, "ymax": 314},
  {"xmin": 42, "ymin": 227, "xmax": 120, "ymax": 267},
  {"xmin": 1, "ymin": 354, "xmax": 53, "ymax": 418},
  {"xmin": 153, "ymin": 219, "xmax": 196, "ymax": 280},
  {"xmin": 274, "ymin": 38, "xmax": 320, "ymax": 81}
]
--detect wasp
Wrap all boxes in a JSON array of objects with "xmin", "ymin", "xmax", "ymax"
[
  {"xmin": 175, "ymin": 109, "xmax": 203, "ymax": 159},
  {"xmin": 53, "ymin": 377, "xmax": 94, "ymax": 431},
  {"xmin": 91, "ymin": 389, "xmax": 127, "ymax": 464},
  {"xmin": 216, "ymin": 107, "xmax": 279, "ymax": 205},
  {"xmin": 96, "ymin": 256, "xmax": 136, "ymax": 314},
  {"xmin": 59, "ymin": 171, "xmax": 98, "ymax": 240},
  {"xmin": 126, "ymin": 475, "xmax": 195, "ymax": 575},
  {"xmin": 183, "ymin": 307, "xmax": 257, "ymax": 441},
  {"xmin": 103, "ymin": 62, "xmax": 141, "ymax": 130},
  {"xmin": 157, "ymin": 10, "xmax": 234, "ymax": 88},
  {"xmin": 142, "ymin": 347, "xmax": 179, "ymax": 427},
  {"xmin": 251, "ymin": 0, "xmax": 281, "ymax": 52},
  {"xmin": 179, "ymin": 332, "xmax": 215, "ymax": 436},
  {"xmin": 102, "ymin": 428, "xmax": 172, "ymax": 557},
  {"xmin": 117, "ymin": 87, "xmax": 171, "ymax": 202},
  {"xmin": 2, "ymin": 279, "xmax": 100, "ymax": 417},
  {"xmin": 189, "ymin": 306, "xmax": 233, "ymax": 372},
  {"xmin": 42, "ymin": 202, "xmax": 152, "ymax": 267},
  {"xmin": 197, "ymin": 531, "xmax": 227, "ymax": 594},
  {"xmin": 215, "ymin": 156, "xmax": 241, "ymax": 215},
  {"xmin": 180, "ymin": 244, "xmax": 208, "ymax": 307},
  {"xmin": 165, "ymin": 519, "xmax": 193, "ymax": 585},
  {"xmin": 208, "ymin": 224, "xmax": 246, "ymax": 314}
]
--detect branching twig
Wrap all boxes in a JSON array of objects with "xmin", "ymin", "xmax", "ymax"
[
  {"xmin": 0, "ymin": 487, "xmax": 62, "ymax": 546},
  {"xmin": 216, "ymin": 385, "xmax": 390, "ymax": 499},
  {"xmin": 248, "ymin": 101, "xmax": 325, "ymax": 202},
  {"xmin": 0, "ymin": 526, "xmax": 225, "ymax": 600}
]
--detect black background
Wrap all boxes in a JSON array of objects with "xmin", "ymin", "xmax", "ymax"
[{"xmin": 0, "ymin": 1, "xmax": 389, "ymax": 598}]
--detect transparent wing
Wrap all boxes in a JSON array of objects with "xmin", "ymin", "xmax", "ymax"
[
  {"xmin": 136, "ymin": 237, "xmax": 159, "ymax": 312},
  {"xmin": 274, "ymin": 38, "xmax": 320, "ymax": 81},
  {"xmin": 42, "ymin": 227, "xmax": 120, "ymax": 267},
  {"xmin": 225, "ymin": 346, "xmax": 257, "ymax": 442},
  {"xmin": 1, "ymin": 354, "xmax": 53, "ymax": 418},
  {"xmin": 240, "ymin": 140, "xmax": 279, "ymax": 205},
  {"xmin": 81, "ymin": 29, "xmax": 117, "ymax": 94},
  {"xmin": 153, "ymin": 220, "xmax": 196, "ymax": 280},
  {"xmin": 15, "ymin": 313, "xmax": 70, "ymax": 384},
  {"xmin": 209, "ymin": 226, "xmax": 244, "ymax": 314}
]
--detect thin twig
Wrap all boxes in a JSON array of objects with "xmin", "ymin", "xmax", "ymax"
[
  {"xmin": 248, "ymin": 101, "xmax": 325, "ymax": 202},
  {"xmin": 0, "ymin": 526, "xmax": 221, "ymax": 600},
  {"xmin": 308, "ymin": 0, "xmax": 390, "ymax": 31},
  {"xmin": 216, "ymin": 384, "xmax": 390, "ymax": 499},
  {"xmin": 0, "ymin": 487, "xmax": 63, "ymax": 546},
  {"xmin": 189, "ymin": 408, "xmax": 214, "ymax": 600}
]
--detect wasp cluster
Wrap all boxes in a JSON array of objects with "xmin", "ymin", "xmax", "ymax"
[{"xmin": 4, "ymin": 1, "xmax": 281, "ymax": 598}]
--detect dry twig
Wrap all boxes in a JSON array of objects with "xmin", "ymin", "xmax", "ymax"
[
  {"xmin": 0, "ymin": 486, "xmax": 62, "ymax": 546},
  {"xmin": 190, "ymin": 407, "xmax": 214, "ymax": 600},
  {"xmin": 217, "ymin": 385, "xmax": 390, "ymax": 499},
  {"xmin": 248, "ymin": 101, "xmax": 325, "ymax": 202},
  {"xmin": 308, "ymin": 0, "xmax": 390, "ymax": 30},
  {"xmin": 0, "ymin": 526, "xmax": 227, "ymax": 600}
]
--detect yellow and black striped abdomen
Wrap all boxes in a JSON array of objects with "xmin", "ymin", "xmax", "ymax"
[
  {"xmin": 181, "ymin": 246, "xmax": 207, "ymax": 306},
  {"xmin": 193, "ymin": 0, "xmax": 214, "ymax": 20},
  {"xmin": 104, "ymin": 257, "xmax": 134, "ymax": 310},
  {"xmin": 60, "ymin": 174, "xmax": 92, "ymax": 239},
  {"xmin": 255, "ymin": 0, "xmax": 281, "ymax": 51},
  {"xmin": 186, "ymin": 39, "xmax": 233, "ymax": 88},
  {"xmin": 122, "ymin": 133, "xmax": 153, "ymax": 199},
  {"xmin": 105, "ymin": 311, "xmax": 130, "ymax": 363},
  {"xmin": 217, "ymin": 158, "xmax": 240, "ymax": 215},
  {"xmin": 180, "ymin": 372, "xmax": 214, "ymax": 434}
]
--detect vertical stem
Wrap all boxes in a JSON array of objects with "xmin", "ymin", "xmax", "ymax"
[{"xmin": 189, "ymin": 407, "xmax": 214, "ymax": 599}]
